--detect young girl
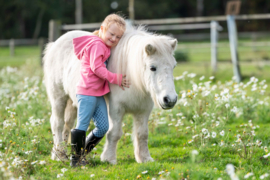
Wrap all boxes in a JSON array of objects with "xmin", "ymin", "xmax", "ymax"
[{"xmin": 70, "ymin": 14, "xmax": 129, "ymax": 167}]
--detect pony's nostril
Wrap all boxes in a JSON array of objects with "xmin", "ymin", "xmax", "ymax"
[{"xmin": 163, "ymin": 96, "xmax": 169, "ymax": 104}]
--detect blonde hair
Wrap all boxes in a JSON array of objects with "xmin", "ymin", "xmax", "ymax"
[{"xmin": 93, "ymin": 14, "xmax": 126, "ymax": 37}]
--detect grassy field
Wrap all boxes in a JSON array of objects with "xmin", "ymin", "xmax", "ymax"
[
  {"xmin": 0, "ymin": 45, "xmax": 270, "ymax": 180},
  {"xmin": 0, "ymin": 46, "xmax": 40, "ymax": 67}
]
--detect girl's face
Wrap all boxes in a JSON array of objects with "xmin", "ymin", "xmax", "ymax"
[{"xmin": 100, "ymin": 23, "xmax": 123, "ymax": 48}]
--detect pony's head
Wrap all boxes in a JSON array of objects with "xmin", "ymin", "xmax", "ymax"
[
  {"xmin": 111, "ymin": 26, "xmax": 178, "ymax": 109},
  {"xmin": 142, "ymin": 36, "xmax": 178, "ymax": 109}
]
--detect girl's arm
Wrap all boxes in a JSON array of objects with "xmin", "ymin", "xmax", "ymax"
[{"xmin": 87, "ymin": 44, "xmax": 122, "ymax": 86}]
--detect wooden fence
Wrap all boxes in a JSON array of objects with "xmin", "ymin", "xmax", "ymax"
[{"xmin": 56, "ymin": 13, "xmax": 270, "ymax": 33}]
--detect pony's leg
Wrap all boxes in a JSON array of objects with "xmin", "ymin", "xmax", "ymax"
[
  {"xmin": 63, "ymin": 98, "xmax": 77, "ymax": 143},
  {"xmin": 50, "ymin": 95, "xmax": 68, "ymax": 161},
  {"xmin": 133, "ymin": 112, "xmax": 154, "ymax": 163},
  {"xmin": 100, "ymin": 104, "xmax": 124, "ymax": 165}
]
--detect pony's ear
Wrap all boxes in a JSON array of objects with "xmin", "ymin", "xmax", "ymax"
[
  {"xmin": 170, "ymin": 39, "xmax": 177, "ymax": 50},
  {"xmin": 145, "ymin": 44, "xmax": 156, "ymax": 55}
]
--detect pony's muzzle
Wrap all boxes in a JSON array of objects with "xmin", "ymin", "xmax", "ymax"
[{"xmin": 162, "ymin": 96, "xmax": 177, "ymax": 109}]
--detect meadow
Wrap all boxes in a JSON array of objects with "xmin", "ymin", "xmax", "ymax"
[{"xmin": 0, "ymin": 44, "xmax": 270, "ymax": 180}]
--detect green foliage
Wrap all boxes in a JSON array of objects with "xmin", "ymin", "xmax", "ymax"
[
  {"xmin": 174, "ymin": 50, "xmax": 189, "ymax": 62},
  {"xmin": 1, "ymin": 0, "xmax": 270, "ymax": 39}
]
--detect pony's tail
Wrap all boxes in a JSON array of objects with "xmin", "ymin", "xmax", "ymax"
[
  {"xmin": 43, "ymin": 42, "xmax": 54, "ymax": 61},
  {"xmin": 42, "ymin": 42, "xmax": 54, "ymax": 70}
]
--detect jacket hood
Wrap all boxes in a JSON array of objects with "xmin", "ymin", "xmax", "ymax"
[{"xmin": 73, "ymin": 35, "xmax": 105, "ymax": 60}]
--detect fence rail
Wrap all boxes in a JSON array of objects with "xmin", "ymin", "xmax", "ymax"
[
  {"xmin": 59, "ymin": 13, "xmax": 270, "ymax": 31},
  {"xmin": 0, "ymin": 39, "xmax": 41, "ymax": 46},
  {"xmin": 134, "ymin": 13, "xmax": 270, "ymax": 25}
]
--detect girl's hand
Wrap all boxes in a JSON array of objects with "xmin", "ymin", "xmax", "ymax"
[{"xmin": 121, "ymin": 75, "xmax": 130, "ymax": 90}]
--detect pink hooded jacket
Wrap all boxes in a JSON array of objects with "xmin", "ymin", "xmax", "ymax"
[{"xmin": 73, "ymin": 35, "xmax": 122, "ymax": 96}]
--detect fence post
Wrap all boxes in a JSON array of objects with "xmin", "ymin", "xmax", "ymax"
[
  {"xmin": 210, "ymin": 21, "xmax": 222, "ymax": 74},
  {"xmin": 39, "ymin": 38, "xmax": 45, "ymax": 66},
  {"xmin": 49, "ymin": 20, "xmax": 61, "ymax": 42},
  {"xmin": 227, "ymin": 15, "xmax": 242, "ymax": 83},
  {"xmin": 9, "ymin": 39, "xmax": 15, "ymax": 56}
]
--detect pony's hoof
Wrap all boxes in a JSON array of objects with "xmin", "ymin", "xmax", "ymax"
[
  {"xmin": 100, "ymin": 156, "xmax": 117, "ymax": 165},
  {"xmin": 108, "ymin": 159, "xmax": 117, "ymax": 165},
  {"xmin": 136, "ymin": 157, "xmax": 154, "ymax": 163},
  {"xmin": 51, "ymin": 151, "xmax": 69, "ymax": 161},
  {"xmin": 146, "ymin": 157, "xmax": 154, "ymax": 162}
]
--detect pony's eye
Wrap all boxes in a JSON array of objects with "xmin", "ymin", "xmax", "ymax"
[{"xmin": 150, "ymin": 66, "xmax": 156, "ymax": 71}]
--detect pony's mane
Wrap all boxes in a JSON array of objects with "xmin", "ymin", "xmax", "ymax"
[{"xmin": 109, "ymin": 25, "xmax": 176, "ymax": 94}]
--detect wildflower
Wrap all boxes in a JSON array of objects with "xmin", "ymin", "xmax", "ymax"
[
  {"xmin": 250, "ymin": 76, "xmax": 258, "ymax": 83},
  {"xmin": 220, "ymin": 140, "xmax": 225, "ymax": 146},
  {"xmin": 199, "ymin": 76, "xmax": 205, "ymax": 81},
  {"xmin": 137, "ymin": 174, "xmax": 142, "ymax": 179},
  {"xmin": 142, "ymin": 171, "xmax": 148, "ymax": 174},
  {"xmin": 225, "ymin": 103, "xmax": 230, "ymax": 108},
  {"xmin": 31, "ymin": 161, "xmax": 38, "ymax": 165},
  {"xmin": 39, "ymin": 160, "xmax": 46, "ymax": 165},
  {"xmin": 202, "ymin": 90, "xmax": 210, "ymax": 97},
  {"xmin": 191, "ymin": 150, "xmax": 199, "ymax": 155},
  {"xmin": 90, "ymin": 174, "xmax": 95, "ymax": 177},
  {"xmin": 204, "ymin": 133, "xmax": 210, "ymax": 139},
  {"xmin": 226, "ymin": 164, "xmax": 239, "ymax": 180},
  {"xmin": 220, "ymin": 130, "xmax": 225, "ymax": 136},
  {"xmin": 188, "ymin": 73, "xmax": 196, "ymax": 78},
  {"xmin": 209, "ymin": 76, "xmax": 215, "ymax": 80},
  {"xmin": 158, "ymin": 171, "xmax": 164, "ymax": 174},
  {"xmin": 263, "ymin": 153, "xmax": 270, "ymax": 158},
  {"xmin": 256, "ymin": 140, "xmax": 262, "ymax": 146},
  {"xmin": 61, "ymin": 168, "xmax": 68, "ymax": 173},
  {"xmin": 202, "ymin": 128, "xmax": 208, "ymax": 135},
  {"xmin": 260, "ymin": 173, "xmax": 269, "ymax": 179},
  {"xmin": 244, "ymin": 172, "xmax": 254, "ymax": 179},
  {"xmin": 175, "ymin": 76, "xmax": 184, "ymax": 80},
  {"xmin": 25, "ymin": 151, "xmax": 33, "ymax": 155},
  {"xmin": 212, "ymin": 132, "xmax": 217, "ymax": 138},
  {"xmin": 57, "ymin": 174, "xmax": 63, "ymax": 178},
  {"xmin": 216, "ymin": 121, "xmax": 220, "ymax": 126},
  {"xmin": 191, "ymin": 150, "xmax": 199, "ymax": 163}
]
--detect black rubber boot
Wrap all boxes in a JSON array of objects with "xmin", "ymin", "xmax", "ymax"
[
  {"xmin": 85, "ymin": 131, "xmax": 103, "ymax": 155},
  {"xmin": 70, "ymin": 129, "xmax": 86, "ymax": 167}
]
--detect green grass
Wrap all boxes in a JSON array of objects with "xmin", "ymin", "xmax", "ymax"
[
  {"xmin": 0, "ymin": 44, "xmax": 270, "ymax": 179},
  {"xmin": 0, "ymin": 46, "xmax": 40, "ymax": 67}
]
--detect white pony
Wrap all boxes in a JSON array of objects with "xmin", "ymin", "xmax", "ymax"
[{"xmin": 43, "ymin": 25, "xmax": 178, "ymax": 164}]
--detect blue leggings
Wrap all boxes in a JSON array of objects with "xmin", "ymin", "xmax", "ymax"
[{"xmin": 76, "ymin": 94, "xmax": 109, "ymax": 137}]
